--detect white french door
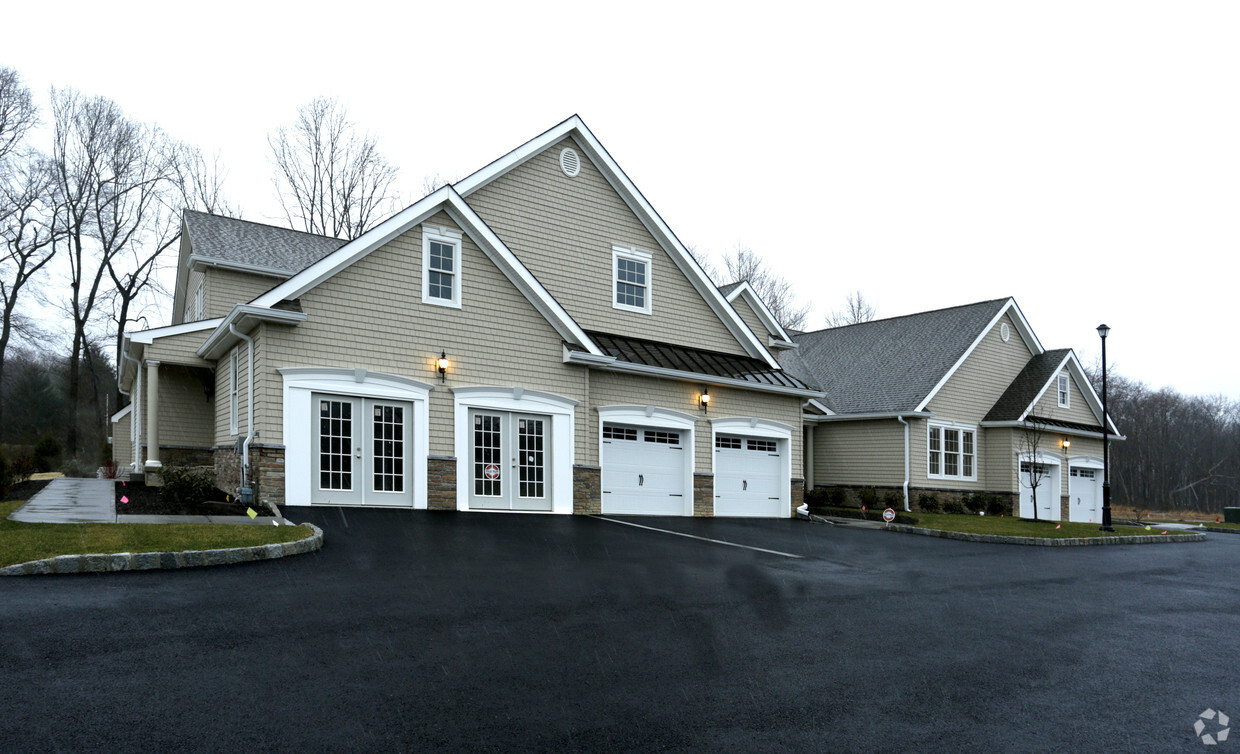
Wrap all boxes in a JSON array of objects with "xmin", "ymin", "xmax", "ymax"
[
  {"xmin": 469, "ymin": 409, "xmax": 551, "ymax": 511},
  {"xmin": 311, "ymin": 393, "xmax": 414, "ymax": 507}
]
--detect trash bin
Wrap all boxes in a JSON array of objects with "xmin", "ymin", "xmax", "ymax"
[{"xmin": 1225, "ymin": 508, "xmax": 1240, "ymax": 524}]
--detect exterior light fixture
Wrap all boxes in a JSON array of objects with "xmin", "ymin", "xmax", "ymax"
[
  {"xmin": 1061, "ymin": 439, "xmax": 1071, "ymax": 450},
  {"xmin": 700, "ymin": 387, "xmax": 710, "ymax": 413},
  {"xmin": 1097, "ymin": 324, "xmax": 1113, "ymax": 532},
  {"xmin": 437, "ymin": 351, "xmax": 449, "ymax": 382}
]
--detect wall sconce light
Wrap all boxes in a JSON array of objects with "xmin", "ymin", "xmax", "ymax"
[
  {"xmin": 437, "ymin": 351, "xmax": 450, "ymax": 383},
  {"xmin": 699, "ymin": 386, "xmax": 710, "ymax": 413},
  {"xmin": 1061, "ymin": 439, "xmax": 1071, "ymax": 450}
]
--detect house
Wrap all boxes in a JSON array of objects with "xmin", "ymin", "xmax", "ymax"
[
  {"xmin": 112, "ymin": 116, "xmax": 824, "ymax": 517},
  {"xmin": 780, "ymin": 298, "xmax": 1122, "ymax": 522}
]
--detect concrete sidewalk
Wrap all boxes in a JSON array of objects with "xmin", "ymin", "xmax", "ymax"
[{"xmin": 9, "ymin": 478, "xmax": 117, "ymax": 523}]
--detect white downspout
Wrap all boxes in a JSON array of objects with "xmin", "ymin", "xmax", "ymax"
[
  {"xmin": 229, "ymin": 325, "xmax": 255, "ymax": 496},
  {"xmin": 897, "ymin": 415, "xmax": 910, "ymax": 511}
]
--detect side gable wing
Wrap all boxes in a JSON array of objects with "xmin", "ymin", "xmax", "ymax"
[{"xmin": 724, "ymin": 282, "xmax": 794, "ymax": 346}]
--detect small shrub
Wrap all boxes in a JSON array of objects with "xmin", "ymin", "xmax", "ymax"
[
  {"xmin": 986, "ymin": 496, "xmax": 1008, "ymax": 517},
  {"xmin": 10, "ymin": 455, "xmax": 36, "ymax": 484},
  {"xmin": 0, "ymin": 448, "xmax": 9, "ymax": 496},
  {"xmin": 943, "ymin": 498, "xmax": 965, "ymax": 515},
  {"xmin": 963, "ymin": 493, "xmax": 986, "ymax": 514},
  {"xmin": 33, "ymin": 434, "xmax": 62, "ymax": 473},
  {"xmin": 59, "ymin": 457, "xmax": 92, "ymax": 478},
  {"xmin": 882, "ymin": 491, "xmax": 902, "ymax": 508},
  {"xmin": 827, "ymin": 488, "xmax": 846, "ymax": 506},
  {"xmin": 804, "ymin": 488, "xmax": 828, "ymax": 508},
  {"xmin": 917, "ymin": 493, "xmax": 940, "ymax": 513},
  {"xmin": 857, "ymin": 486, "xmax": 879, "ymax": 508},
  {"xmin": 160, "ymin": 466, "xmax": 217, "ymax": 506}
]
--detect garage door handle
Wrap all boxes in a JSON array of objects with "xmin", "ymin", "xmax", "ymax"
[
  {"xmin": 639, "ymin": 474, "xmax": 644, "ymax": 486},
  {"xmin": 743, "ymin": 480, "xmax": 747, "ymax": 491}
]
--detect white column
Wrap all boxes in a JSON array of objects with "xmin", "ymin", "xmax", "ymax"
[
  {"xmin": 144, "ymin": 360, "xmax": 161, "ymax": 470},
  {"xmin": 805, "ymin": 424, "xmax": 815, "ymax": 489}
]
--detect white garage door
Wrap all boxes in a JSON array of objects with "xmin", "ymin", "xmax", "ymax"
[
  {"xmin": 714, "ymin": 435, "xmax": 785, "ymax": 517},
  {"xmin": 1068, "ymin": 467, "xmax": 1101, "ymax": 523},
  {"xmin": 601, "ymin": 424, "xmax": 687, "ymax": 515},
  {"xmin": 1018, "ymin": 460, "xmax": 1061, "ymax": 521}
]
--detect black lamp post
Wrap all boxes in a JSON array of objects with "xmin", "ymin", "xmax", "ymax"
[{"xmin": 1098, "ymin": 324, "xmax": 1114, "ymax": 531}]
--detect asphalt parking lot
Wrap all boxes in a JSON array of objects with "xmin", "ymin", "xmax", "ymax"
[{"xmin": 2, "ymin": 509, "xmax": 1238, "ymax": 752}]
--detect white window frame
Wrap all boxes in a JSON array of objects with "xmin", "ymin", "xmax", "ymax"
[
  {"xmin": 194, "ymin": 279, "xmax": 205, "ymax": 320},
  {"xmin": 1057, "ymin": 374, "xmax": 1070, "ymax": 408},
  {"xmin": 229, "ymin": 350, "xmax": 239, "ymax": 435},
  {"xmin": 927, "ymin": 421, "xmax": 977, "ymax": 481},
  {"xmin": 612, "ymin": 246, "xmax": 652, "ymax": 315},
  {"xmin": 421, "ymin": 225, "xmax": 463, "ymax": 309}
]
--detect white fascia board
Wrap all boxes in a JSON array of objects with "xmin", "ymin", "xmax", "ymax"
[
  {"xmin": 128, "ymin": 318, "xmax": 224, "ymax": 344},
  {"xmin": 444, "ymin": 191, "xmax": 601, "ymax": 355},
  {"xmin": 188, "ymin": 254, "xmax": 295, "ymax": 280},
  {"xmin": 110, "ymin": 404, "xmax": 132, "ymax": 422},
  {"xmin": 197, "ymin": 306, "xmax": 307, "ymax": 360},
  {"xmin": 769, "ymin": 339, "xmax": 798, "ymax": 350},
  {"xmin": 456, "ymin": 116, "xmax": 779, "ymax": 368},
  {"xmin": 725, "ymin": 282, "xmax": 793, "ymax": 343},
  {"xmin": 915, "ymin": 298, "xmax": 1043, "ymax": 412},
  {"xmin": 979, "ymin": 420, "xmax": 1126, "ymax": 442},
  {"xmin": 563, "ymin": 350, "xmax": 824, "ymax": 398},
  {"xmin": 814, "ymin": 411, "xmax": 935, "ymax": 422},
  {"xmin": 1016, "ymin": 351, "xmax": 1074, "ymax": 422},
  {"xmin": 806, "ymin": 398, "xmax": 835, "ymax": 415},
  {"xmin": 171, "ymin": 229, "xmax": 192, "ymax": 324}
]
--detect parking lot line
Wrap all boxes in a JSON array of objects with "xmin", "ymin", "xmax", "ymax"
[{"xmin": 593, "ymin": 516, "xmax": 804, "ymax": 559}]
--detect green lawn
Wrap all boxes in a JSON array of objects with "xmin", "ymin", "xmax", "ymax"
[
  {"xmin": 909, "ymin": 512, "xmax": 1199, "ymax": 539},
  {"xmin": 0, "ymin": 500, "xmax": 313, "ymax": 569}
]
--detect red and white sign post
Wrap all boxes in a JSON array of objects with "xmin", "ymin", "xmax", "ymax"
[{"xmin": 882, "ymin": 508, "xmax": 896, "ymax": 524}]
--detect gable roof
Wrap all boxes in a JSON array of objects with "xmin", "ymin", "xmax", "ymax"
[
  {"xmin": 785, "ymin": 298, "xmax": 1017, "ymax": 414},
  {"xmin": 183, "ymin": 210, "xmax": 347, "ymax": 277},
  {"xmin": 984, "ymin": 349, "xmax": 1071, "ymax": 422},
  {"xmin": 721, "ymin": 281, "xmax": 795, "ymax": 346},
  {"xmin": 454, "ymin": 115, "xmax": 779, "ymax": 369},
  {"xmin": 717, "ymin": 282, "xmax": 743, "ymax": 297}
]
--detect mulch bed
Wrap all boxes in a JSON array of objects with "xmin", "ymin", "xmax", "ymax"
[
  {"xmin": 2, "ymin": 479, "xmax": 53, "ymax": 503},
  {"xmin": 116, "ymin": 482, "xmax": 259, "ymax": 517}
]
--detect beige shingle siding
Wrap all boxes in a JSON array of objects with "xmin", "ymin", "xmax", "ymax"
[
  {"xmin": 984, "ymin": 429, "xmax": 1015, "ymax": 492},
  {"xmin": 588, "ymin": 371, "xmax": 803, "ymax": 477},
  {"xmin": 1032, "ymin": 373, "xmax": 1101, "ymax": 426},
  {"xmin": 254, "ymin": 213, "xmax": 589, "ymax": 451},
  {"xmin": 145, "ymin": 330, "xmax": 213, "ymax": 368},
  {"xmin": 204, "ymin": 268, "xmax": 283, "ymax": 318},
  {"xmin": 811, "ymin": 420, "xmax": 904, "ymax": 486},
  {"xmin": 153, "ymin": 365, "xmax": 215, "ymax": 447},
  {"xmin": 180, "ymin": 269, "xmax": 205, "ymax": 323},
  {"xmin": 112, "ymin": 411, "xmax": 132, "ymax": 466},
  {"xmin": 214, "ymin": 341, "xmax": 251, "ymax": 445},
  {"xmin": 925, "ymin": 313, "xmax": 1035, "ymax": 423},
  {"xmin": 466, "ymin": 138, "xmax": 748, "ymax": 356},
  {"xmin": 729, "ymin": 295, "xmax": 770, "ymax": 345}
]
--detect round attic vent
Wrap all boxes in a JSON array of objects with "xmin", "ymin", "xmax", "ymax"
[
  {"xmin": 1000, "ymin": 322, "xmax": 1011, "ymax": 342},
  {"xmin": 559, "ymin": 147, "xmax": 581, "ymax": 177}
]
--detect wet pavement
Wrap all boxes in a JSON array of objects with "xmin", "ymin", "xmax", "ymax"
[{"xmin": 8, "ymin": 478, "xmax": 116, "ymax": 523}]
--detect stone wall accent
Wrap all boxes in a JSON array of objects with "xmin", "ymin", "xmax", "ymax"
[
  {"xmin": 213, "ymin": 446, "xmax": 241, "ymax": 497},
  {"xmin": 693, "ymin": 473, "xmax": 713, "ymax": 517},
  {"xmin": 211, "ymin": 444, "xmax": 284, "ymax": 509},
  {"xmin": 573, "ymin": 465, "xmax": 601, "ymax": 515},
  {"xmin": 156, "ymin": 446, "xmax": 215, "ymax": 468},
  {"xmin": 428, "ymin": 457, "xmax": 457, "ymax": 510},
  {"xmin": 1060, "ymin": 495, "xmax": 1071, "ymax": 521},
  {"xmin": 791, "ymin": 478, "xmax": 805, "ymax": 517}
]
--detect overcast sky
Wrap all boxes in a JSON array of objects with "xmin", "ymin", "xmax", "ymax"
[{"xmin": 6, "ymin": 0, "xmax": 1238, "ymax": 396}]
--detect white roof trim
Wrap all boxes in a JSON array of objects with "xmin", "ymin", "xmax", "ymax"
[
  {"xmin": 247, "ymin": 186, "xmax": 600, "ymax": 356},
  {"xmin": 455, "ymin": 115, "xmax": 779, "ymax": 369},
  {"xmin": 724, "ymin": 282, "xmax": 793, "ymax": 344},
  {"xmin": 188, "ymin": 254, "xmax": 294, "ymax": 279},
  {"xmin": 128, "ymin": 318, "xmax": 224, "ymax": 344},
  {"xmin": 806, "ymin": 398, "xmax": 835, "ymax": 416},
  {"xmin": 563, "ymin": 350, "xmax": 824, "ymax": 399},
  {"xmin": 980, "ymin": 420, "xmax": 1125, "ymax": 442},
  {"xmin": 197, "ymin": 305, "xmax": 308, "ymax": 360},
  {"xmin": 813, "ymin": 411, "xmax": 935, "ymax": 422},
  {"xmin": 915, "ymin": 298, "xmax": 1044, "ymax": 412},
  {"xmin": 110, "ymin": 404, "xmax": 132, "ymax": 422}
]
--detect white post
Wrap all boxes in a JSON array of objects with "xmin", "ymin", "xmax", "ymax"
[{"xmin": 144, "ymin": 360, "xmax": 162, "ymax": 472}]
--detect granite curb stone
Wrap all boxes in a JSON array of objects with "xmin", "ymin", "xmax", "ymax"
[
  {"xmin": 0, "ymin": 523, "xmax": 322, "ymax": 576},
  {"xmin": 881, "ymin": 522, "xmax": 1206, "ymax": 546}
]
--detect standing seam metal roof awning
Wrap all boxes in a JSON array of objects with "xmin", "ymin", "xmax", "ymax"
[{"xmin": 583, "ymin": 331, "xmax": 813, "ymax": 390}]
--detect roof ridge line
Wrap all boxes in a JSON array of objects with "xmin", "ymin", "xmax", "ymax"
[{"xmin": 795, "ymin": 297, "xmax": 1011, "ymax": 337}]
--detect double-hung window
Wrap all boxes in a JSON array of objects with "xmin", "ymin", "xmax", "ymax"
[
  {"xmin": 422, "ymin": 226, "xmax": 463, "ymax": 308},
  {"xmin": 928, "ymin": 423, "xmax": 976, "ymax": 480},
  {"xmin": 194, "ymin": 279, "xmax": 205, "ymax": 320},
  {"xmin": 229, "ymin": 350, "xmax": 239, "ymax": 435},
  {"xmin": 612, "ymin": 246, "xmax": 652, "ymax": 314},
  {"xmin": 1057, "ymin": 374, "xmax": 1070, "ymax": 408}
]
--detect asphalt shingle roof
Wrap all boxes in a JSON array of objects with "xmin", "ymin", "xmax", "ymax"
[
  {"xmin": 183, "ymin": 210, "xmax": 348, "ymax": 275},
  {"xmin": 717, "ymin": 281, "xmax": 744, "ymax": 297},
  {"xmin": 784, "ymin": 299, "xmax": 1010, "ymax": 414},
  {"xmin": 983, "ymin": 349, "xmax": 1070, "ymax": 422}
]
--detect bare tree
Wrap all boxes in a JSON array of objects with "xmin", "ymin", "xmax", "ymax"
[
  {"xmin": 0, "ymin": 67, "xmax": 38, "ymax": 165},
  {"xmin": 1017, "ymin": 416, "xmax": 1052, "ymax": 521},
  {"xmin": 684, "ymin": 244, "xmax": 720, "ymax": 285},
  {"xmin": 720, "ymin": 246, "xmax": 809, "ymax": 330},
  {"xmin": 419, "ymin": 172, "xmax": 456, "ymax": 199},
  {"xmin": 269, "ymin": 97, "xmax": 399, "ymax": 239},
  {"xmin": 1, "ymin": 154, "xmax": 61, "ymax": 431},
  {"xmin": 824, "ymin": 290, "xmax": 877, "ymax": 328}
]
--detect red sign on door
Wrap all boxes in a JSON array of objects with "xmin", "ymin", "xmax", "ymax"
[{"xmin": 484, "ymin": 464, "xmax": 501, "ymax": 480}]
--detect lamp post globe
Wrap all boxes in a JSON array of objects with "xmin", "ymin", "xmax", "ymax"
[{"xmin": 1098, "ymin": 324, "xmax": 1113, "ymax": 531}]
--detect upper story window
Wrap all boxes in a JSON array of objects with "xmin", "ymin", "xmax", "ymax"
[
  {"xmin": 422, "ymin": 225, "xmax": 463, "ymax": 308},
  {"xmin": 612, "ymin": 246, "xmax": 652, "ymax": 315},
  {"xmin": 1057, "ymin": 374, "xmax": 1070, "ymax": 408},
  {"xmin": 194, "ymin": 279, "xmax": 205, "ymax": 320},
  {"xmin": 229, "ymin": 350, "xmax": 239, "ymax": 435},
  {"xmin": 928, "ymin": 423, "xmax": 976, "ymax": 481}
]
